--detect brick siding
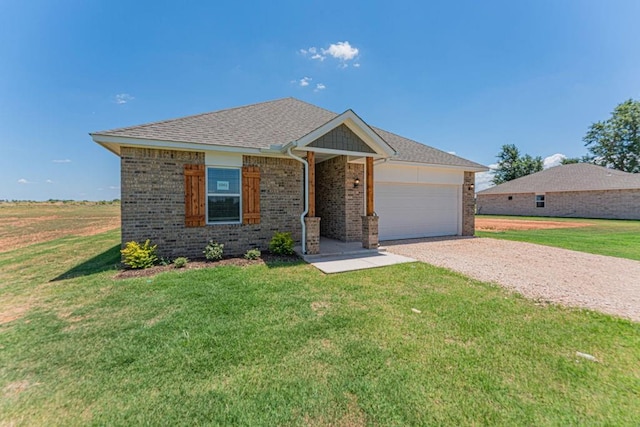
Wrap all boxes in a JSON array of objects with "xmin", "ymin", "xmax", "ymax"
[
  {"xmin": 121, "ymin": 147, "xmax": 303, "ymax": 258},
  {"xmin": 315, "ymin": 155, "xmax": 364, "ymax": 241},
  {"xmin": 462, "ymin": 171, "xmax": 476, "ymax": 235},
  {"xmin": 477, "ymin": 189, "xmax": 640, "ymax": 220}
]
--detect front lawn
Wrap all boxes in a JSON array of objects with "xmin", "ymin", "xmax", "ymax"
[
  {"xmin": 476, "ymin": 215, "xmax": 640, "ymax": 261},
  {"xmin": 1, "ymin": 230, "xmax": 638, "ymax": 425}
]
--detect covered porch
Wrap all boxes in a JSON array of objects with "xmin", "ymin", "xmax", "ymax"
[{"xmin": 284, "ymin": 110, "xmax": 395, "ymax": 255}]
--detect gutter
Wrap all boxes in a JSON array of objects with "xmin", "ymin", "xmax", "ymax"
[{"xmin": 285, "ymin": 144, "xmax": 309, "ymax": 254}]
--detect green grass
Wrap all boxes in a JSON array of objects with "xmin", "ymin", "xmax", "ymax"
[
  {"xmin": 476, "ymin": 215, "xmax": 640, "ymax": 261},
  {"xmin": 1, "ymin": 229, "xmax": 639, "ymax": 425}
]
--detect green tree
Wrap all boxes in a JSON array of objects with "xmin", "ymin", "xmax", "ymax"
[
  {"xmin": 583, "ymin": 99, "xmax": 640, "ymax": 173},
  {"xmin": 560, "ymin": 157, "xmax": 581, "ymax": 165},
  {"xmin": 492, "ymin": 144, "xmax": 543, "ymax": 185}
]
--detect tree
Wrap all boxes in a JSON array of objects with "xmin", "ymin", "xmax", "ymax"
[
  {"xmin": 583, "ymin": 99, "xmax": 640, "ymax": 173},
  {"xmin": 492, "ymin": 144, "xmax": 543, "ymax": 185},
  {"xmin": 560, "ymin": 157, "xmax": 581, "ymax": 165}
]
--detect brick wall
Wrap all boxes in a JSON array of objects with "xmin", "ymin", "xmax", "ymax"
[
  {"xmin": 315, "ymin": 155, "xmax": 364, "ymax": 241},
  {"xmin": 121, "ymin": 147, "xmax": 303, "ymax": 258},
  {"xmin": 462, "ymin": 171, "xmax": 476, "ymax": 235},
  {"xmin": 477, "ymin": 189, "xmax": 640, "ymax": 219}
]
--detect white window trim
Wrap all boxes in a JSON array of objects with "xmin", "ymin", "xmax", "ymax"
[
  {"xmin": 206, "ymin": 166, "xmax": 242, "ymax": 225},
  {"xmin": 535, "ymin": 194, "xmax": 545, "ymax": 208}
]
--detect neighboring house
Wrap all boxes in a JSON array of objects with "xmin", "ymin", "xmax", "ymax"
[
  {"xmin": 477, "ymin": 163, "xmax": 640, "ymax": 219},
  {"xmin": 91, "ymin": 98, "xmax": 487, "ymax": 257}
]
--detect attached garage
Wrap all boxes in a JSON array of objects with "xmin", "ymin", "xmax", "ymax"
[
  {"xmin": 376, "ymin": 183, "xmax": 460, "ymax": 240},
  {"xmin": 375, "ymin": 163, "xmax": 463, "ymax": 241}
]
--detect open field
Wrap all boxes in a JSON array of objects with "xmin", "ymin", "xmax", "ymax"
[
  {"xmin": 0, "ymin": 201, "xmax": 120, "ymax": 252},
  {"xmin": 476, "ymin": 215, "xmax": 640, "ymax": 261},
  {"xmin": 0, "ymin": 204, "xmax": 638, "ymax": 425}
]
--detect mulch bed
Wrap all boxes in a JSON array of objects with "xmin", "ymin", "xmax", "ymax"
[{"xmin": 114, "ymin": 253, "xmax": 301, "ymax": 280}]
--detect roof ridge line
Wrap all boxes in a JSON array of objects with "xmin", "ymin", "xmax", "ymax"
[{"xmin": 91, "ymin": 97, "xmax": 297, "ymax": 135}]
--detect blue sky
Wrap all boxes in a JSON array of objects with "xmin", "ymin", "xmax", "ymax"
[{"xmin": 2, "ymin": 0, "xmax": 639, "ymax": 199}]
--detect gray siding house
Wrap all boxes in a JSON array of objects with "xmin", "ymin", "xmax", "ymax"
[
  {"xmin": 91, "ymin": 98, "xmax": 487, "ymax": 258},
  {"xmin": 477, "ymin": 163, "xmax": 640, "ymax": 219}
]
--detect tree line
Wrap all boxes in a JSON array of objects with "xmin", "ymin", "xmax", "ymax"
[{"xmin": 493, "ymin": 98, "xmax": 640, "ymax": 185}]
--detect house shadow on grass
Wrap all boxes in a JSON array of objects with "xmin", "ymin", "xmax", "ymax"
[{"xmin": 51, "ymin": 244, "xmax": 122, "ymax": 282}]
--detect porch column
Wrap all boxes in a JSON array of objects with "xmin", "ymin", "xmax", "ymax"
[
  {"xmin": 362, "ymin": 156, "xmax": 379, "ymax": 249},
  {"xmin": 366, "ymin": 156, "xmax": 374, "ymax": 215}
]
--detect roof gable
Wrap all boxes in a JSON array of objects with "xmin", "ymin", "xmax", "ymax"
[
  {"xmin": 307, "ymin": 124, "xmax": 376, "ymax": 154},
  {"xmin": 293, "ymin": 109, "xmax": 395, "ymax": 158},
  {"xmin": 478, "ymin": 163, "xmax": 640, "ymax": 194}
]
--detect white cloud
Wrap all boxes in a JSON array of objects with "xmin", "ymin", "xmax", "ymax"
[
  {"xmin": 108, "ymin": 185, "xmax": 120, "ymax": 190},
  {"xmin": 17, "ymin": 178, "xmax": 31, "ymax": 184},
  {"xmin": 447, "ymin": 151, "xmax": 457, "ymax": 155},
  {"xmin": 475, "ymin": 164, "xmax": 498, "ymax": 192},
  {"xmin": 314, "ymin": 83, "xmax": 326, "ymax": 92},
  {"xmin": 543, "ymin": 153, "xmax": 565, "ymax": 169},
  {"xmin": 322, "ymin": 41, "xmax": 359, "ymax": 61},
  {"xmin": 52, "ymin": 159, "xmax": 71, "ymax": 163},
  {"xmin": 46, "ymin": 179, "xmax": 54, "ymax": 184},
  {"xmin": 300, "ymin": 41, "xmax": 360, "ymax": 65},
  {"xmin": 299, "ymin": 77, "xmax": 312, "ymax": 87},
  {"xmin": 114, "ymin": 93, "xmax": 134, "ymax": 104}
]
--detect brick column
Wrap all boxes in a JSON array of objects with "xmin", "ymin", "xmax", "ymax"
[
  {"xmin": 361, "ymin": 215, "xmax": 379, "ymax": 249},
  {"xmin": 304, "ymin": 217, "xmax": 321, "ymax": 254},
  {"xmin": 462, "ymin": 171, "xmax": 476, "ymax": 236}
]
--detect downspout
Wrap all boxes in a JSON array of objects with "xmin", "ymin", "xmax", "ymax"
[{"xmin": 286, "ymin": 145, "xmax": 309, "ymax": 254}]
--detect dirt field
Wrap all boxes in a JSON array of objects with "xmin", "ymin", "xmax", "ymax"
[
  {"xmin": 0, "ymin": 202, "xmax": 120, "ymax": 252},
  {"xmin": 476, "ymin": 217, "xmax": 593, "ymax": 232}
]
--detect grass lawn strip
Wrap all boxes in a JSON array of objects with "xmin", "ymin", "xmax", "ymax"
[
  {"xmin": 476, "ymin": 215, "xmax": 640, "ymax": 261},
  {"xmin": 1, "ymin": 229, "xmax": 639, "ymax": 425}
]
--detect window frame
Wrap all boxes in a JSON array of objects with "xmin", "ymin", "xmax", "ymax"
[
  {"xmin": 206, "ymin": 166, "xmax": 242, "ymax": 225},
  {"xmin": 535, "ymin": 194, "xmax": 545, "ymax": 208}
]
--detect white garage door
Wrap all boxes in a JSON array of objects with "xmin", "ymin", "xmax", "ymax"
[{"xmin": 375, "ymin": 183, "xmax": 460, "ymax": 240}]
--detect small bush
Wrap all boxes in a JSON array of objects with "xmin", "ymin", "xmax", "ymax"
[
  {"xmin": 173, "ymin": 257, "xmax": 189, "ymax": 268},
  {"xmin": 269, "ymin": 232, "xmax": 295, "ymax": 255},
  {"xmin": 121, "ymin": 240, "xmax": 158, "ymax": 269},
  {"xmin": 204, "ymin": 241, "xmax": 224, "ymax": 261},
  {"xmin": 244, "ymin": 248, "xmax": 261, "ymax": 260}
]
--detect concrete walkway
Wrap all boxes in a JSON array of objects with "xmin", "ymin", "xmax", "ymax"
[{"xmin": 297, "ymin": 237, "xmax": 416, "ymax": 274}]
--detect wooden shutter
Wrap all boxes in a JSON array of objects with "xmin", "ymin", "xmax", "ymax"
[
  {"xmin": 242, "ymin": 166, "xmax": 260, "ymax": 224},
  {"xmin": 184, "ymin": 164, "xmax": 205, "ymax": 227}
]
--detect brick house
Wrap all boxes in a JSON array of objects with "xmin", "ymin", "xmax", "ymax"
[
  {"xmin": 477, "ymin": 163, "xmax": 640, "ymax": 219},
  {"xmin": 91, "ymin": 98, "xmax": 487, "ymax": 258}
]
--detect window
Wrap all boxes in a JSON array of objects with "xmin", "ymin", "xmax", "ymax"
[
  {"xmin": 508, "ymin": 196, "xmax": 513, "ymax": 200},
  {"xmin": 535, "ymin": 194, "xmax": 545, "ymax": 208},
  {"xmin": 207, "ymin": 167, "xmax": 240, "ymax": 223}
]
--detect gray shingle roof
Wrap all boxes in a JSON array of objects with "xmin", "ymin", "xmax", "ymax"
[
  {"xmin": 478, "ymin": 163, "xmax": 640, "ymax": 194},
  {"xmin": 92, "ymin": 97, "xmax": 486, "ymax": 170}
]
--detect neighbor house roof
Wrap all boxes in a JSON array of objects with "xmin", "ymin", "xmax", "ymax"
[
  {"xmin": 478, "ymin": 163, "xmax": 640, "ymax": 195},
  {"xmin": 91, "ymin": 98, "xmax": 486, "ymax": 170}
]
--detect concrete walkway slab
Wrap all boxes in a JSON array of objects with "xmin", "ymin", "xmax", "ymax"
[{"xmin": 308, "ymin": 252, "xmax": 416, "ymax": 274}]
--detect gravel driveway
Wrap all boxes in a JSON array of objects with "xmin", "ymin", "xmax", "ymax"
[{"xmin": 384, "ymin": 237, "xmax": 640, "ymax": 322}]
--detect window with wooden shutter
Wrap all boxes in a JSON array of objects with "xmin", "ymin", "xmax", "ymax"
[
  {"xmin": 184, "ymin": 164, "xmax": 205, "ymax": 227},
  {"xmin": 242, "ymin": 166, "xmax": 260, "ymax": 224}
]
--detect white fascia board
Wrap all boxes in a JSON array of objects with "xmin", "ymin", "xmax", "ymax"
[
  {"xmin": 302, "ymin": 146, "xmax": 386, "ymax": 159},
  {"xmin": 90, "ymin": 134, "xmax": 289, "ymax": 158},
  {"xmin": 386, "ymin": 159, "xmax": 489, "ymax": 172},
  {"xmin": 294, "ymin": 110, "xmax": 396, "ymax": 158}
]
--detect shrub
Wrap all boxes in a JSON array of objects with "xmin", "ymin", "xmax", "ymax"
[
  {"xmin": 269, "ymin": 232, "xmax": 295, "ymax": 255},
  {"xmin": 244, "ymin": 248, "xmax": 261, "ymax": 260},
  {"xmin": 204, "ymin": 241, "xmax": 224, "ymax": 261},
  {"xmin": 173, "ymin": 257, "xmax": 189, "ymax": 268},
  {"xmin": 121, "ymin": 240, "xmax": 158, "ymax": 269}
]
